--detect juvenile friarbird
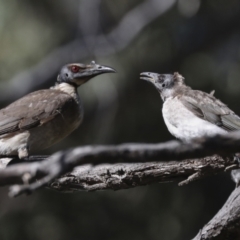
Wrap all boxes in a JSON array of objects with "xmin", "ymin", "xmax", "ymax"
[
  {"xmin": 140, "ymin": 72, "xmax": 240, "ymax": 184},
  {"xmin": 0, "ymin": 61, "xmax": 115, "ymax": 159},
  {"xmin": 140, "ymin": 72, "xmax": 240, "ymax": 139}
]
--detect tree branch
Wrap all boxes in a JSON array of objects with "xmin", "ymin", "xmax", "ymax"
[
  {"xmin": 0, "ymin": 132, "xmax": 240, "ymax": 239},
  {"xmin": 1, "ymin": 131, "xmax": 240, "ymax": 197},
  {"xmin": 193, "ymin": 186, "xmax": 240, "ymax": 240},
  {"xmin": 49, "ymin": 155, "xmax": 233, "ymax": 192}
]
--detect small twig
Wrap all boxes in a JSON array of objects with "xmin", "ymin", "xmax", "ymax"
[{"xmin": 178, "ymin": 172, "xmax": 203, "ymax": 186}]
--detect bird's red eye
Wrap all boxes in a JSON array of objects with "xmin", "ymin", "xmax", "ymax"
[{"xmin": 71, "ymin": 65, "xmax": 80, "ymax": 73}]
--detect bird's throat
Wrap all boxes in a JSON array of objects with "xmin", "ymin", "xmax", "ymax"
[
  {"xmin": 53, "ymin": 83, "xmax": 80, "ymax": 103},
  {"xmin": 160, "ymin": 88, "xmax": 175, "ymax": 102}
]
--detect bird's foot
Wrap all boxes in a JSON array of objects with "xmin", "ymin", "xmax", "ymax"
[
  {"xmin": 231, "ymin": 170, "xmax": 240, "ymax": 188},
  {"xmin": 234, "ymin": 153, "xmax": 240, "ymax": 166},
  {"xmin": 231, "ymin": 153, "xmax": 240, "ymax": 187},
  {"xmin": 18, "ymin": 147, "xmax": 29, "ymax": 159}
]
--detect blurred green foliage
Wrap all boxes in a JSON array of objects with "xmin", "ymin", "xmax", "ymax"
[{"xmin": 0, "ymin": 0, "xmax": 239, "ymax": 239}]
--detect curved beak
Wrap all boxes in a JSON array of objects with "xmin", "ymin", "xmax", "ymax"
[
  {"xmin": 71, "ymin": 61, "xmax": 116, "ymax": 86},
  {"xmin": 85, "ymin": 61, "xmax": 116, "ymax": 77},
  {"xmin": 140, "ymin": 72, "xmax": 159, "ymax": 84}
]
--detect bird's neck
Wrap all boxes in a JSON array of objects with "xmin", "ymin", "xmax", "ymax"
[
  {"xmin": 52, "ymin": 83, "xmax": 80, "ymax": 103},
  {"xmin": 160, "ymin": 88, "xmax": 175, "ymax": 102},
  {"xmin": 160, "ymin": 84, "xmax": 190, "ymax": 102}
]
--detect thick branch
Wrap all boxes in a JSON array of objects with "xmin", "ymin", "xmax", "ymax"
[
  {"xmin": 49, "ymin": 155, "xmax": 233, "ymax": 192},
  {"xmin": 193, "ymin": 186, "xmax": 240, "ymax": 240},
  {"xmin": 1, "ymin": 132, "xmax": 240, "ymax": 197}
]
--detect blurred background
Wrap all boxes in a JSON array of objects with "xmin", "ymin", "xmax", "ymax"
[{"xmin": 0, "ymin": 0, "xmax": 238, "ymax": 239}]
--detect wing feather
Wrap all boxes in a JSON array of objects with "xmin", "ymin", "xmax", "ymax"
[
  {"xmin": 0, "ymin": 89, "xmax": 73, "ymax": 136},
  {"xmin": 179, "ymin": 90, "xmax": 240, "ymax": 132}
]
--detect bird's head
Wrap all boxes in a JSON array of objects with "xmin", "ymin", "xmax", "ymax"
[
  {"xmin": 57, "ymin": 61, "xmax": 116, "ymax": 87},
  {"xmin": 140, "ymin": 72, "xmax": 185, "ymax": 101}
]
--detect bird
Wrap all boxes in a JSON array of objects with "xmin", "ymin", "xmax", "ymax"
[
  {"xmin": 0, "ymin": 61, "xmax": 115, "ymax": 159},
  {"xmin": 140, "ymin": 71, "xmax": 240, "ymax": 184},
  {"xmin": 140, "ymin": 71, "xmax": 240, "ymax": 140}
]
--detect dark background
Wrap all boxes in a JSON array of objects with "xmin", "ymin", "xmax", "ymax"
[{"xmin": 0, "ymin": 0, "xmax": 238, "ymax": 239}]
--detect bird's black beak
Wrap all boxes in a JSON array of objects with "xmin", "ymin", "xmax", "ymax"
[
  {"xmin": 71, "ymin": 61, "xmax": 116, "ymax": 86},
  {"xmin": 140, "ymin": 72, "xmax": 159, "ymax": 84},
  {"xmin": 85, "ymin": 61, "xmax": 116, "ymax": 77}
]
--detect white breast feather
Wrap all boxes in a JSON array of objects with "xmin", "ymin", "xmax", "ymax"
[
  {"xmin": 162, "ymin": 97, "xmax": 226, "ymax": 141},
  {"xmin": 53, "ymin": 83, "xmax": 80, "ymax": 103}
]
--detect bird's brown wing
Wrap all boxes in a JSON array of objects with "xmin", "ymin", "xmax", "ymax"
[
  {"xmin": 0, "ymin": 89, "xmax": 74, "ymax": 136},
  {"xmin": 179, "ymin": 90, "xmax": 240, "ymax": 131}
]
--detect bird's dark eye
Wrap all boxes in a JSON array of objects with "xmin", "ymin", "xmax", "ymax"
[
  {"xmin": 162, "ymin": 84, "xmax": 165, "ymax": 88},
  {"xmin": 71, "ymin": 65, "xmax": 80, "ymax": 73}
]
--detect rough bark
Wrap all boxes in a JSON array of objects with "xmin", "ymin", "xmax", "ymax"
[
  {"xmin": 0, "ymin": 133, "xmax": 239, "ymax": 239},
  {"xmin": 1, "ymin": 131, "xmax": 240, "ymax": 197},
  {"xmin": 49, "ymin": 155, "xmax": 234, "ymax": 192},
  {"xmin": 193, "ymin": 186, "xmax": 240, "ymax": 240}
]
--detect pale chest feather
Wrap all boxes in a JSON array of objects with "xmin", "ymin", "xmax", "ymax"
[
  {"xmin": 52, "ymin": 82, "xmax": 83, "ymax": 122},
  {"xmin": 53, "ymin": 82, "xmax": 80, "ymax": 104},
  {"xmin": 162, "ymin": 97, "xmax": 226, "ymax": 140}
]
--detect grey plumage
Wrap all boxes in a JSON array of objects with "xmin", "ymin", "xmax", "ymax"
[{"xmin": 179, "ymin": 88, "xmax": 240, "ymax": 131}]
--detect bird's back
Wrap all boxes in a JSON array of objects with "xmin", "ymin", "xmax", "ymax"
[
  {"xmin": 0, "ymin": 88, "xmax": 83, "ymax": 154},
  {"xmin": 179, "ymin": 89, "xmax": 240, "ymax": 132}
]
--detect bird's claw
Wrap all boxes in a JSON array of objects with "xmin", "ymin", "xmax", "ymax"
[{"xmin": 233, "ymin": 154, "xmax": 240, "ymax": 167}]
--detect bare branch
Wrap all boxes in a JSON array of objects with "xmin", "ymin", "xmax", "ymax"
[
  {"xmin": 49, "ymin": 155, "xmax": 233, "ymax": 192},
  {"xmin": 1, "ymin": 131, "xmax": 240, "ymax": 197},
  {"xmin": 193, "ymin": 186, "xmax": 240, "ymax": 240}
]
